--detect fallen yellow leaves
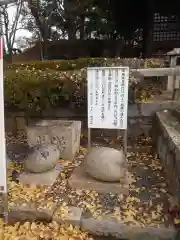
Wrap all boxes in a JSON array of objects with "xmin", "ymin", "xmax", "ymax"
[
  {"xmin": 54, "ymin": 202, "xmax": 69, "ymax": 220},
  {"xmin": 8, "ymin": 181, "xmax": 48, "ymax": 207},
  {"xmin": 0, "ymin": 219, "xmax": 93, "ymax": 240},
  {"xmin": 5, "ymin": 133, "xmax": 171, "ymax": 231}
]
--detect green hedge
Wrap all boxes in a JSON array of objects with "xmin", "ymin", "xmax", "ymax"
[
  {"xmin": 4, "ymin": 69, "xmax": 83, "ymax": 111},
  {"xmin": 7, "ymin": 57, "xmax": 164, "ymax": 71},
  {"xmin": 4, "ymin": 58, "xmax": 165, "ymax": 111}
]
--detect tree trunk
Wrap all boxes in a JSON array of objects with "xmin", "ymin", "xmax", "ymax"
[
  {"xmin": 80, "ymin": 15, "xmax": 85, "ymax": 40},
  {"xmin": 64, "ymin": 0, "xmax": 76, "ymax": 40},
  {"xmin": 67, "ymin": 21, "xmax": 76, "ymax": 40},
  {"xmin": 142, "ymin": 0, "xmax": 154, "ymax": 58},
  {"xmin": 27, "ymin": 0, "xmax": 46, "ymax": 41}
]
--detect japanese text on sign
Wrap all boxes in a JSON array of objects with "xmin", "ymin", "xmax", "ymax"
[{"xmin": 87, "ymin": 67, "xmax": 129, "ymax": 129}]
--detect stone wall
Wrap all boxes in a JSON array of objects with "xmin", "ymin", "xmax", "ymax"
[
  {"xmin": 5, "ymin": 101, "xmax": 178, "ymax": 136},
  {"xmin": 154, "ymin": 110, "xmax": 180, "ymax": 202}
]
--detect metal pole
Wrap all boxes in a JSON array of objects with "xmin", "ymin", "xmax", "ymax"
[
  {"xmin": 123, "ymin": 129, "xmax": 127, "ymax": 158},
  {"xmin": 0, "ymin": 0, "xmax": 18, "ymax": 225},
  {"xmin": 0, "ymin": 37, "xmax": 8, "ymax": 223},
  {"xmin": 88, "ymin": 128, "xmax": 91, "ymax": 151}
]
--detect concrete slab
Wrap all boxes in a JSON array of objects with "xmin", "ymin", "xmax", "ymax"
[
  {"xmin": 18, "ymin": 163, "xmax": 63, "ymax": 186},
  {"xmin": 68, "ymin": 164, "xmax": 130, "ymax": 195},
  {"xmin": 53, "ymin": 206, "xmax": 83, "ymax": 226}
]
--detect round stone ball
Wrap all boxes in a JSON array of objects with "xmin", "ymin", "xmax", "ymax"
[
  {"xmin": 84, "ymin": 147, "xmax": 127, "ymax": 182},
  {"xmin": 24, "ymin": 144, "xmax": 60, "ymax": 173}
]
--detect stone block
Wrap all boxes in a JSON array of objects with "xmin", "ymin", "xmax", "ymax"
[
  {"xmin": 127, "ymin": 102, "xmax": 176, "ymax": 119},
  {"xmin": 36, "ymin": 201, "xmax": 58, "ymax": 221},
  {"xmin": 157, "ymin": 135, "xmax": 162, "ymax": 158},
  {"xmin": 175, "ymin": 146, "xmax": 180, "ymax": 177},
  {"xmin": 26, "ymin": 120, "xmax": 81, "ymax": 160},
  {"xmin": 9, "ymin": 201, "xmax": 40, "ymax": 222},
  {"xmin": 156, "ymin": 110, "xmax": 180, "ymax": 201},
  {"xmin": 16, "ymin": 117, "xmax": 26, "ymax": 130},
  {"xmin": 68, "ymin": 164, "xmax": 130, "ymax": 195},
  {"xmin": 174, "ymin": 166, "xmax": 180, "ymax": 196},
  {"xmin": 127, "ymin": 145, "xmax": 152, "ymax": 153},
  {"xmin": 166, "ymin": 151, "xmax": 176, "ymax": 195},
  {"xmin": 5, "ymin": 117, "xmax": 16, "ymax": 133},
  {"xmin": 18, "ymin": 163, "xmax": 63, "ymax": 186},
  {"xmin": 133, "ymin": 232, "xmax": 165, "ymax": 240},
  {"xmin": 80, "ymin": 217, "xmax": 176, "ymax": 239},
  {"xmin": 141, "ymin": 103, "xmax": 160, "ymax": 116},
  {"xmin": 53, "ymin": 206, "xmax": 83, "ymax": 226},
  {"xmin": 157, "ymin": 136, "xmax": 167, "ymax": 162},
  {"xmin": 9, "ymin": 200, "xmax": 57, "ymax": 222},
  {"xmin": 141, "ymin": 102, "xmax": 176, "ymax": 117},
  {"xmin": 166, "ymin": 151, "xmax": 175, "ymax": 171},
  {"xmin": 128, "ymin": 104, "xmax": 139, "ymax": 117}
]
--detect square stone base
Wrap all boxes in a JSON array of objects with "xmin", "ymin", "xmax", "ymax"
[
  {"xmin": 26, "ymin": 120, "xmax": 81, "ymax": 161},
  {"xmin": 68, "ymin": 165, "xmax": 130, "ymax": 195},
  {"xmin": 18, "ymin": 164, "xmax": 63, "ymax": 186}
]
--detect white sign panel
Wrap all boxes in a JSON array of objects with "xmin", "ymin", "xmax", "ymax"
[
  {"xmin": 0, "ymin": 37, "xmax": 8, "ymax": 194},
  {"xmin": 87, "ymin": 67, "xmax": 129, "ymax": 129}
]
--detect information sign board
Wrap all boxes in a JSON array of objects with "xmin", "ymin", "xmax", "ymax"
[{"xmin": 87, "ymin": 67, "xmax": 129, "ymax": 129}]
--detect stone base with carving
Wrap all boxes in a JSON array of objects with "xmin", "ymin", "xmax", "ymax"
[
  {"xmin": 20, "ymin": 143, "xmax": 62, "ymax": 186},
  {"xmin": 24, "ymin": 144, "xmax": 60, "ymax": 173},
  {"xmin": 26, "ymin": 120, "xmax": 81, "ymax": 160}
]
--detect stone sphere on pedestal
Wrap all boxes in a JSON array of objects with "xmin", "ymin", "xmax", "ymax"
[
  {"xmin": 84, "ymin": 147, "xmax": 127, "ymax": 182},
  {"xmin": 24, "ymin": 144, "xmax": 60, "ymax": 173}
]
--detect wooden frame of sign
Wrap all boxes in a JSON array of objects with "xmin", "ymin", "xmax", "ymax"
[{"xmin": 87, "ymin": 66, "xmax": 129, "ymax": 161}]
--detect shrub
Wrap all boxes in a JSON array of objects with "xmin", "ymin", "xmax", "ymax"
[
  {"xmin": 7, "ymin": 57, "xmax": 164, "ymax": 71},
  {"xmin": 4, "ymin": 58, "xmax": 165, "ymax": 111},
  {"xmin": 4, "ymin": 69, "xmax": 80, "ymax": 111}
]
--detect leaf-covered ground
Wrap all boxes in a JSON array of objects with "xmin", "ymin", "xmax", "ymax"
[
  {"xmin": 0, "ymin": 132, "xmax": 174, "ymax": 239},
  {"xmin": 0, "ymin": 220, "xmax": 95, "ymax": 240}
]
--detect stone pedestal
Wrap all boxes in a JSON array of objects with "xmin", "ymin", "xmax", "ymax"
[
  {"xmin": 18, "ymin": 163, "xmax": 64, "ymax": 186},
  {"xmin": 68, "ymin": 164, "xmax": 130, "ymax": 195},
  {"xmin": 26, "ymin": 120, "xmax": 81, "ymax": 160}
]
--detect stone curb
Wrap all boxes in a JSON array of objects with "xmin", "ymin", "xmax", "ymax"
[
  {"xmin": 52, "ymin": 205, "xmax": 176, "ymax": 240},
  {"xmin": 155, "ymin": 111, "xmax": 180, "ymax": 201},
  {"xmin": 6, "ymin": 201, "xmax": 58, "ymax": 223},
  {"xmin": 1, "ymin": 203, "xmax": 176, "ymax": 239},
  {"xmin": 53, "ymin": 206, "xmax": 83, "ymax": 226},
  {"xmin": 80, "ymin": 216, "xmax": 176, "ymax": 240}
]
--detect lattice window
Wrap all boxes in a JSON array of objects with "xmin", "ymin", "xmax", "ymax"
[{"xmin": 153, "ymin": 13, "xmax": 180, "ymax": 42}]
